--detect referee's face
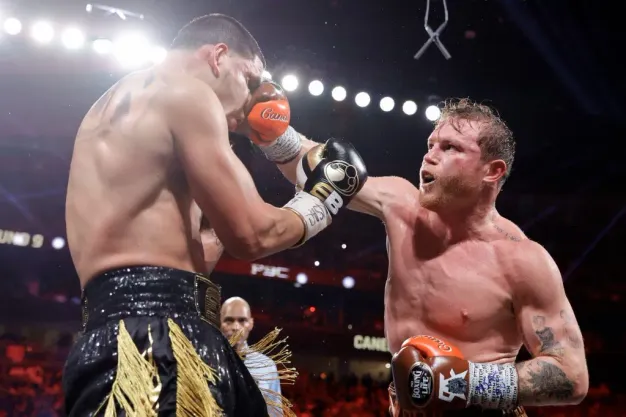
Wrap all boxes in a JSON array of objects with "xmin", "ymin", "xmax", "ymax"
[{"xmin": 220, "ymin": 302, "xmax": 254, "ymax": 346}]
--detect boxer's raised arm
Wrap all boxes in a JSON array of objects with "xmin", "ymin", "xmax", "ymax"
[
  {"xmin": 511, "ymin": 241, "xmax": 588, "ymax": 406},
  {"xmin": 275, "ymin": 135, "xmax": 418, "ymax": 219},
  {"xmin": 162, "ymin": 81, "xmax": 306, "ymax": 260}
]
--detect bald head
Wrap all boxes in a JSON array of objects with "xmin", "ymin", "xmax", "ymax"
[{"xmin": 220, "ymin": 297, "xmax": 254, "ymax": 347}]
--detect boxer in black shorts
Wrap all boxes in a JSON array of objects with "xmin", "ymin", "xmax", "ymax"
[{"xmin": 63, "ymin": 13, "xmax": 367, "ymax": 416}]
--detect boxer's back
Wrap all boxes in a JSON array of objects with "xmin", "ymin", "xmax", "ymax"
[
  {"xmin": 384, "ymin": 202, "xmax": 528, "ymax": 362},
  {"xmin": 66, "ymin": 70, "xmax": 203, "ymax": 286}
]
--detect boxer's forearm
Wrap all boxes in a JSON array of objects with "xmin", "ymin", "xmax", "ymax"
[
  {"xmin": 514, "ymin": 356, "xmax": 588, "ymax": 406},
  {"xmin": 274, "ymin": 133, "xmax": 319, "ymax": 185}
]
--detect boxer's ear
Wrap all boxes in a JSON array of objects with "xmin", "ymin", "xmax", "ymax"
[
  {"xmin": 483, "ymin": 159, "xmax": 506, "ymax": 185},
  {"xmin": 202, "ymin": 43, "xmax": 229, "ymax": 78}
]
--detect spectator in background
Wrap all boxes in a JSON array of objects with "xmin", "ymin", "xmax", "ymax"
[{"xmin": 221, "ymin": 297, "xmax": 283, "ymax": 416}]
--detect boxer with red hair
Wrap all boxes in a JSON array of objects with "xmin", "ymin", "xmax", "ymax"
[{"xmin": 247, "ymin": 93, "xmax": 588, "ymax": 416}]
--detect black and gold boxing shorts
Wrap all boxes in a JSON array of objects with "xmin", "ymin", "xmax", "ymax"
[{"xmin": 62, "ymin": 266, "xmax": 269, "ymax": 417}]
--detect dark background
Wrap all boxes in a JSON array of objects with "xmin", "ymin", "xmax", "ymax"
[{"xmin": 0, "ymin": 0, "xmax": 624, "ymax": 415}]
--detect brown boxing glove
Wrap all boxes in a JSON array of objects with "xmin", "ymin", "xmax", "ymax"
[
  {"xmin": 245, "ymin": 81, "xmax": 302, "ymax": 164},
  {"xmin": 246, "ymin": 81, "xmax": 290, "ymax": 144},
  {"xmin": 391, "ymin": 335, "xmax": 519, "ymax": 412}
]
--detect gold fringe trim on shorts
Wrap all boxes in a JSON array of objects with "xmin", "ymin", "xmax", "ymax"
[
  {"xmin": 97, "ymin": 321, "xmax": 161, "ymax": 417},
  {"xmin": 168, "ymin": 318, "xmax": 222, "ymax": 417},
  {"xmin": 230, "ymin": 328, "xmax": 298, "ymax": 417}
]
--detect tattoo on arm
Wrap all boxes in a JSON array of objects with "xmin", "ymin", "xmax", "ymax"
[
  {"xmin": 531, "ymin": 315, "xmax": 564, "ymax": 356},
  {"xmin": 560, "ymin": 310, "xmax": 584, "ymax": 349},
  {"xmin": 517, "ymin": 360, "xmax": 575, "ymax": 404}
]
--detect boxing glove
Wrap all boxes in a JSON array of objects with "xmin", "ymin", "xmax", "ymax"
[
  {"xmin": 246, "ymin": 82, "xmax": 301, "ymax": 164},
  {"xmin": 391, "ymin": 335, "xmax": 519, "ymax": 412},
  {"xmin": 296, "ymin": 138, "xmax": 368, "ymax": 215},
  {"xmin": 282, "ymin": 138, "xmax": 368, "ymax": 247}
]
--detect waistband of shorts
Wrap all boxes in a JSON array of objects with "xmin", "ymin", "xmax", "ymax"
[{"xmin": 81, "ymin": 265, "xmax": 221, "ymax": 331}]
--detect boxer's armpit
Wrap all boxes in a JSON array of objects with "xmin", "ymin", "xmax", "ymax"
[{"xmin": 516, "ymin": 360, "xmax": 576, "ymax": 405}]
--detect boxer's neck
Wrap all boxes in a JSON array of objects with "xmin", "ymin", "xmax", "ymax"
[{"xmin": 437, "ymin": 200, "xmax": 496, "ymax": 242}]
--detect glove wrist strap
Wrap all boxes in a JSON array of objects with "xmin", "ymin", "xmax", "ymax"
[
  {"xmin": 282, "ymin": 191, "xmax": 331, "ymax": 247},
  {"xmin": 467, "ymin": 362, "xmax": 519, "ymax": 410},
  {"xmin": 258, "ymin": 126, "xmax": 302, "ymax": 164}
]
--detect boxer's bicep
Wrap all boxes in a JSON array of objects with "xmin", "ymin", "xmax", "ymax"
[
  {"xmin": 348, "ymin": 176, "xmax": 418, "ymax": 219},
  {"xmin": 512, "ymin": 242, "xmax": 588, "ymax": 405}
]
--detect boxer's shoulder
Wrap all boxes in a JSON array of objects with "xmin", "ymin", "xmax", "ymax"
[
  {"xmin": 381, "ymin": 176, "xmax": 421, "ymax": 216},
  {"xmin": 497, "ymin": 239, "xmax": 560, "ymax": 291},
  {"xmin": 154, "ymin": 74, "xmax": 216, "ymax": 109}
]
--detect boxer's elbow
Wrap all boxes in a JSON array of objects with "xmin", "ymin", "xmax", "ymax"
[{"xmin": 568, "ymin": 362, "xmax": 589, "ymax": 404}]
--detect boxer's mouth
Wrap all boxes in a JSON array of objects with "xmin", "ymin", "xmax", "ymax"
[{"xmin": 421, "ymin": 171, "xmax": 435, "ymax": 184}]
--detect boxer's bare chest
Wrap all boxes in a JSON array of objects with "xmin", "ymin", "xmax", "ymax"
[{"xmin": 383, "ymin": 213, "xmax": 521, "ymax": 358}]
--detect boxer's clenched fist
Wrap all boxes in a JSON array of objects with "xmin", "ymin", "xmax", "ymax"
[
  {"xmin": 246, "ymin": 81, "xmax": 290, "ymax": 144},
  {"xmin": 296, "ymin": 138, "xmax": 368, "ymax": 216},
  {"xmin": 283, "ymin": 138, "xmax": 368, "ymax": 247},
  {"xmin": 244, "ymin": 81, "xmax": 302, "ymax": 164},
  {"xmin": 391, "ymin": 335, "xmax": 519, "ymax": 412}
]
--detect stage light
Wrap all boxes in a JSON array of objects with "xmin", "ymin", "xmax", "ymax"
[
  {"xmin": 296, "ymin": 273, "xmax": 308, "ymax": 284},
  {"xmin": 262, "ymin": 70, "xmax": 272, "ymax": 81},
  {"xmin": 385, "ymin": 363, "xmax": 391, "ymax": 369},
  {"xmin": 51, "ymin": 237, "xmax": 65, "ymax": 250},
  {"xmin": 61, "ymin": 27, "xmax": 85, "ymax": 49},
  {"xmin": 281, "ymin": 74, "xmax": 298, "ymax": 92},
  {"xmin": 113, "ymin": 33, "xmax": 149, "ymax": 68},
  {"xmin": 92, "ymin": 39, "xmax": 113, "ymax": 54},
  {"xmin": 331, "ymin": 86, "xmax": 347, "ymax": 101},
  {"xmin": 425, "ymin": 105, "xmax": 441, "ymax": 121},
  {"xmin": 308, "ymin": 80, "xmax": 324, "ymax": 96},
  {"xmin": 86, "ymin": 4, "xmax": 93, "ymax": 12},
  {"xmin": 4, "ymin": 18, "xmax": 22, "ymax": 35},
  {"xmin": 31, "ymin": 21, "xmax": 54, "ymax": 44},
  {"xmin": 342, "ymin": 276, "xmax": 355, "ymax": 289},
  {"xmin": 355, "ymin": 92, "xmax": 370, "ymax": 107},
  {"xmin": 314, "ymin": 260, "xmax": 320, "ymax": 267},
  {"xmin": 148, "ymin": 46, "xmax": 167, "ymax": 64},
  {"xmin": 380, "ymin": 97, "xmax": 395, "ymax": 112},
  {"xmin": 402, "ymin": 100, "xmax": 418, "ymax": 116},
  {"xmin": 341, "ymin": 243, "xmax": 347, "ymax": 249}
]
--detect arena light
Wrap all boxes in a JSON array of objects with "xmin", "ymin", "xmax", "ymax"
[
  {"xmin": 296, "ymin": 273, "xmax": 308, "ymax": 285},
  {"xmin": 261, "ymin": 70, "xmax": 272, "ymax": 81},
  {"xmin": 113, "ymin": 32, "xmax": 149, "ymax": 68},
  {"xmin": 402, "ymin": 100, "xmax": 418, "ymax": 116},
  {"xmin": 86, "ymin": 4, "xmax": 93, "ymax": 12},
  {"xmin": 425, "ymin": 105, "xmax": 441, "ymax": 121},
  {"xmin": 314, "ymin": 260, "xmax": 320, "ymax": 267},
  {"xmin": 51, "ymin": 237, "xmax": 66, "ymax": 250},
  {"xmin": 281, "ymin": 74, "xmax": 298, "ymax": 92},
  {"xmin": 331, "ymin": 86, "xmax": 347, "ymax": 102},
  {"xmin": 92, "ymin": 38, "xmax": 113, "ymax": 54},
  {"xmin": 31, "ymin": 21, "xmax": 54, "ymax": 44},
  {"xmin": 341, "ymin": 243, "xmax": 347, "ymax": 249},
  {"xmin": 4, "ymin": 18, "xmax": 22, "ymax": 35},
  {"xmin": 355, "ymin": 92, "xmax": 370, "ymax": 108},
  {"xmin": 61, "ymin": 27, "xmax": 85, "ymax": 50},
  {"xmin": 342, "ymin": 276, "xmax": 355, "ymax": 289},
  {"xmin": 385, "ymin": 363, "xmax": 391, "ymax": 369},
  {"xmin": 380, "ymin": 97, "xmax": 395, "ymax": 112},
  {"xmin": 308, "ymin": 80, "xmax": 324, "ymax": 96},
  {"xmin": 148, "ymin": 46, "xmax": 167, "ymax": 64}
]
